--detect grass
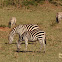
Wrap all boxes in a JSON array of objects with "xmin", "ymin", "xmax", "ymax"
[{"xmin": 0, "ymin": 3, "xmax": 62, "ymax": 62}]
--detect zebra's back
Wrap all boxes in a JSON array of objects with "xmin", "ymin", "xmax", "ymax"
[{"xmin": 24, "ymin": 24, "xmax": 40, "ymax": 31}]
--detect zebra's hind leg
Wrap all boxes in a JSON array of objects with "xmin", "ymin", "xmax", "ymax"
[
  {"xmin": 42, "ymin": 39, "xmax": 46, "ymax": 53},
  {"xmin": 39, "ymin": 40, "xmax": 43, "ymax": 51},
  {"xmin": 39, "ymin": 39, "xmax": 45, "ymax": 53}
]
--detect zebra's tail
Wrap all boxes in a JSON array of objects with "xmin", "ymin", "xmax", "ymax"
[
  {"xmin": 45, "ymin": 37, "xmax": 46, "ymax": 44},
  {"xmin": 56, "ymin": 16, "xmax": 59, "ymax": 23}
]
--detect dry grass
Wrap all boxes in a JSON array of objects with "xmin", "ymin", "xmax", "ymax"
[{"xmin": 0, "ymin": 3, "xmax": 62, "ymax": 62}]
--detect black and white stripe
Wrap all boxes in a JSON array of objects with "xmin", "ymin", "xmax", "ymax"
[
  {"xmin": 8, "ymin": 24, "xmax": 40, "ymax": 44},
  {"xmin": 25, "ymin": 24, "xmax": 39, "ymax": 31}
]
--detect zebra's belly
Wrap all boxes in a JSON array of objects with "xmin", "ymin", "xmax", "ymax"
[{"xmin": 28, "ymin": 37, "xmax": 37, "ymax": 42}]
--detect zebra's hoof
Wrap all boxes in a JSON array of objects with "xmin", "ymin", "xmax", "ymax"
[
  {"xmin": 44, "ymin": 51, "xmax": 45, "ymax": 53},
  {"xmin": 9, "ymin": 42, "xmax": 12, "ymax": 44},
  {"xmin": 17, "ymin": 48, "xmax": 20, "ymax": 52},
  {"xmin": 16, "ymin": 50, "xmax": 20, "ymax": 52}
]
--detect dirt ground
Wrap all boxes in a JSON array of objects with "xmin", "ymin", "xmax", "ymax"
[{"xmin": 0, "ymin": 27, "xmax": 10, "ymax": 31}]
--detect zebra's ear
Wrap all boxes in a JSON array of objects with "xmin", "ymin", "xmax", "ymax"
[{"xmin": 8, "ymin": 22, "xmax": 11, "ymax": 28}]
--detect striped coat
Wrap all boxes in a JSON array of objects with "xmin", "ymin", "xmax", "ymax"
[
  {"xmin": 17, "ymin": 29, "xmax": 46, "ymax": 52},
  {"xmin": 8, "ymin": 24, "xmax": 40, "ymax": 44}
]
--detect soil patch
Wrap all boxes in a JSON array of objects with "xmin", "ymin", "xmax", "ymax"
[{"xmin": 0, "ymin": 27, "xmax": 10, "ymax": 31}]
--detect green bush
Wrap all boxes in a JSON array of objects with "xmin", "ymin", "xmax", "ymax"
[
  {"xmin": 22, "ymin": 0, "xmax": 38, "ymax": 6},
  {"xmin": 50, "ymin": 1, "xmax": 58, "ymax": 6},
  {"xmin": 0, "ymin": 25, "xmax": 6, "ymax": 28},
  {"xmin": 34, "ymin": 0, "xmax": 45, "ymax": 3},
  {"xmin": 0, "ymin": 0, "xmax": 62, "ymax": 7},
  {"xmin": 2, "ymin": 0, "xmax": 20, "ymax": 6}
]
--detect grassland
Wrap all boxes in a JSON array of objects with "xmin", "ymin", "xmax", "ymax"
[{"xmin": 0, "ymin": 3, "xmax": 62, "ymax": 62}]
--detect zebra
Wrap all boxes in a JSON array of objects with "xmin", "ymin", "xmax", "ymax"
[
  {"xmin": 8, "ymin": 24, "xmax": 40, "ymax": 44},
  {"xmin": 17, "ymin": 29, "xmax": 46, "ymax": 52},
  {"xmin": 8, "ymin": 17, "xmax": 16, "ymax": 28},
  {"xmin": 56, "ymin": 12, "xmax": 62, "ymax": 23}
]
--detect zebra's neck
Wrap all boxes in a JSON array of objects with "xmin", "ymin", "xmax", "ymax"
[
  {"xmin": 9, "ymin": 27, "xmax": 17, "ymax": 37},
  {"xmin": 15, "ymin": 25, "xmax": 27, "ymax": 36}
]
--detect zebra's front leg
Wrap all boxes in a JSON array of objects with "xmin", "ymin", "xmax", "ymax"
[
  {"xmin": 39, "ymin": 39, "xmax": 46, "ymax": 53},
  {"xmin": 17, "ymin": 41, "xmax": 21, "ymax": 52},
  {"xmin": 25, "ymin": 38, "xmax": 28, "ymax": 51}
]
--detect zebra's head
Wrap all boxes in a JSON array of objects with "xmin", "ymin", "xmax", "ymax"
[
  {"xmin": 8, "ymin": 35, "xmax": 14, "ymax": 44},
  {"xmin": 8, "ymin": 27, "xmax": 16, "ymax": 44},
  {"xmin": 8, "ymin": 25, "xmax": 27, "ymax": 44}
]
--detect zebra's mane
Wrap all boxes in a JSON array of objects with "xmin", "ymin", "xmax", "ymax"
[
  {"xmin": 9, "ymin": 25, "xmax": 18, "ymax": 36},
  {"xmin": 9, "ymin": 25, "xmax": 17, "ymax": 32},
  {"xmin": 9, "ymin": 24, "xmax": 24, "ymax": 35},
  {"xmin": 9, "ymin": 24, "xmax": 39, "ymax": 36}
]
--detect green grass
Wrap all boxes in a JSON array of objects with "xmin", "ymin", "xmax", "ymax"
[{"xmin": 0, "ymin": 4, "xmax": 62, "ymax": 62}]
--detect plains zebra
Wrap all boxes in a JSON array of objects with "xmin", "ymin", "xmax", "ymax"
[
  {"xmin": 17, "ymin": 29, "xmax": 46, "ymax": 52},
  {"xmin": 8, "ymin": 17, "xmax": 16, "ymax": 28},
  {"xmin": 8, "ymin": 24, "xmax": 40, "ymax": 44},
  {"xmin": 56, "ymin": 12, "xmax": 62, "ymax": 23}
]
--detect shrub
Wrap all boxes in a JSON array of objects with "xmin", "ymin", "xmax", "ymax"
[
  {"xmin": 0, "ymin": 25, "xmax": 6, "ymax": 28},
  {"xmin": 22, "ymin": 0, "xmax": 38, "ymax": 6},
  {"xmin": 2, "ymin": 0, "xmax": 20, "ymax": 7},
  {"xmin": 0, "ymin": 0, "xmax": 62, "ymax": 7},
  {"xmin": 50, "ymin": 1, "xmax": 58, "ymax": 6}
]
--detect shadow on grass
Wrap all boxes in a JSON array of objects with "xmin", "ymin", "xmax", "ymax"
[
  {"xmin": 5, "ymin": 43, "xmax": 45, "ymax": 53},
  {"xmin": 15, "ymin": 50, "xmax": 45, "ymax": 53},
  {"xmin": 5, "ymin": 43, "xmax": 16, "ymax": 44},
  {"xmin": 5, "ymin": 42, "xmax": 35, "ymax": 44}
]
